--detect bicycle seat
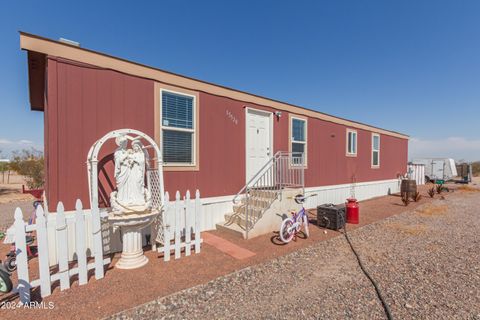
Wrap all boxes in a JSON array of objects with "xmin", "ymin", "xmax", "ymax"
[{"xmin": 294, "ymin": 194, "xmax": 306, "ymax": 204}]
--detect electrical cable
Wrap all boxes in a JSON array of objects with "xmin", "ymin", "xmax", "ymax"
[
  {"xmin": 341, "ymin": 214, "xmax": 394, "ymax": 320},
  {"xmin": 315, "ymin": 207, "xmax": 393, "ymax": 319}
]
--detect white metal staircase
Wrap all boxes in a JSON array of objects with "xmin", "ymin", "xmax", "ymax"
[{"xmin": 220, "ymin": 151, "xmax": 305, "ymax": 239}]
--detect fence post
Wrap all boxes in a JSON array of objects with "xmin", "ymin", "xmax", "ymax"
[
  {"xmin": 174, "ymin": 191, "xmax": 181, "ymax": 259},
  {"xmin": 185, "ymin": 190, "xmax": 192, "ymax": 256},
  {"xmin": 163, "ymin": 192, "xmax": 171, "ymax": 262},
  {"xmin": 54, "ymin": 202, "xmax": 69, "ymax": 291},
  {"xmin": 194, "ymin": 190, "xmax": 201, "ymax": 254},
  {"xmin": 14, "ymin": 208, "xmax": 30, "ymax": 304},
  {"xmin": 37, "ymin": 205, "xmax": 52, "ymax": 297},
  {"xmin": 91, "ymin": 205, "xmax": 104, "ymax": 280},
  {"xmin": 75, "ymin": 199, "xmax": 88, "ymax": 285}
]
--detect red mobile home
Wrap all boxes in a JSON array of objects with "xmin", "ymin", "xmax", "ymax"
[{"xmin": 20, "ymin": 32, "xmax": 408, "ymax": 233}]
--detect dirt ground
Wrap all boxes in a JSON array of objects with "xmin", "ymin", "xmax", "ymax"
[
  {"xmin": 0, "ymin": 182, "xmax": 474, "ymax": 319},
  {"xmin": 0, "ymin": 184, "xmax": 34, "ymax": 205},
  {"xmin": 0, "ymin": 174, "xmax": 36, "ymax": 232}
]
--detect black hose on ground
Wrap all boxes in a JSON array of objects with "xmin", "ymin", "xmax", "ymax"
[{"xmin": 342, "ymin": 221, "xmax": 394, "ymax": 320}]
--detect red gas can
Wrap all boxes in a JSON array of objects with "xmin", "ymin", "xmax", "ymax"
[{"xmin": 346, "ymin": 198, "xmax": 359, "ymax": 224}]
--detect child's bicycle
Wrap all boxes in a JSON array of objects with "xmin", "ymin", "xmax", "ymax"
[
  {"xmin": 3, "ymin": 200, "xmax": 42, "ymax": 272},
  {"xmin": 279, "ymin": 194, "xmax": 317, "ymax": 243}
]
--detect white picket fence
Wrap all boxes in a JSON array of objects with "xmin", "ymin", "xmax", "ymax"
[
  {"xmin": 13, "ymin": 200, "xmax": 110, "ymax": 304},
  {"xmin": 154, "ymin": 190, "xmax": 203, "ymax": 261}
]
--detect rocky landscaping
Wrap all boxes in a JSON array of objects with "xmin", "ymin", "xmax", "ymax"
[{"xmin": 109, "ymin": 189, "xmax": 480, "ymax": 320}]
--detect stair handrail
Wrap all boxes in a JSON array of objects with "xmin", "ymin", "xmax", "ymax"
[
  {"xmin": 232, "ymin": 151, "xmax": 282, "ymax": 205},
  {"xmin": 231, "ymin": 151, "xmax": 304, "ymax": 239}
]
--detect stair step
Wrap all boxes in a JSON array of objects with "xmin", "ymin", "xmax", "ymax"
[
  {"xmin": 225, "ymin": 188, "xmax": 281, "ymax": 233},
  {"xmin": 249, "ymin": 189, "xmax": 278, "ymax": 199},
  {"xmin": 215, "ymin": 222, "xmax": 247, "ymax": 239},
  {"xmin": 224, "ymin": 212, "xmax": 257, "ymax": 229},
  {"xmin": 229, "ymin": 205, "xmax": 263, "ymax": 218},
  {"xmin": 224, "ymin": 208, "xmax": 263, "ymax": 221},
  {"xmin": 241, "ymin": 195, "xmax": 277, "ymax": 205},
  {"xmin": 234, "ymin": 199, "xmax": 271, "ymax": 212}
]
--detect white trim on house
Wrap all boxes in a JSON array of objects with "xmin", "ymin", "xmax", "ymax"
[
  {"xmin": 159, "ymin": 88, "xmax": 197, "ymax": 167},
  {"xmin": 346, "ymin": 128, "xmax": 358, "ymax": 157},
  {"xmin": 289, "ymin": 115, "xmax": 308, "ymax": 167},
  {"xmin": 371, "ymin": 133, "xmax": 380, "ymax": 168}
]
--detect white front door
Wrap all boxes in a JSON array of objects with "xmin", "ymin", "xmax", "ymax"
[{"xmin": 246, "ymin": 108, "xmax": 272, "ymax": 183}]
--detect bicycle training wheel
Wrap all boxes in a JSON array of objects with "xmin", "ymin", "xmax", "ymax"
[
  {"xmin": 4, "ymin": 257, "xmax": 16, "ymax": 273},
  {"xmin": 303, "ymin": 215, "xmax": 310, "ymax": 238},
  {"xmin": 279, "ymin": 218, "xmax": 295, "ymax": 243}
]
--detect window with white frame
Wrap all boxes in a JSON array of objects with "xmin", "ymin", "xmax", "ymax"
[
  {"xmin": 291, "ymin": 117, "xmax": 307, "ymax": 165},
  {"xmin": 372, "ymin": 133, "xmax": 380, "ymax": 167},
  {"xmin": 161, "ymin": 90, "xmax": 195, "ymax": 165},
  {"xmin": 346, "ymin": 129, "xmax": 357, "ymax": 156}
]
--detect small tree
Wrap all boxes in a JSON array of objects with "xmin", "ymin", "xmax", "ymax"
[
  {"xmin": 0, "ymin": 151, "xmax": 9, "ymax": 183},
  {"xmin": 10, "ymin": 148, "xmax": 44, "ymax": 189}
]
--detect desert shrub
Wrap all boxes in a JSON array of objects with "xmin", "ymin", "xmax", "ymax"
[
  {"xmin": 436, "ymin": 184, "xmax": 444, "ymax": 194},
  {"xmin": 9, "ymin": 149, "xmax": 44, "ymax": 189},
  {"xmin": 428, "ymin": 187, "xmax": 435, "ymax": 198}
]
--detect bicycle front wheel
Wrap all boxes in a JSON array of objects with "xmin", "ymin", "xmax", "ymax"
[{"xmin": 279, "ymin": 218, "xmax": 295, "ymax": 243}]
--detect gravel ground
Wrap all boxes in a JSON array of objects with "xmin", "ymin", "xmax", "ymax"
[{"xmin": 108, "ymin": 191, "xmax": 480, "ymax": 320}]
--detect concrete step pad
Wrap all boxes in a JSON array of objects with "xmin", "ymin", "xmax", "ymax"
[
  {"xmin": 224, "ymin": 212, "xmax": 258, "ymax": 229},
  {"xmin": 202, "ymin": 232, "xmax": 255, "ymax": 259}
]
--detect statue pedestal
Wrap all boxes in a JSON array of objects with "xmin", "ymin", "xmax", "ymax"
[{"xmin": 108, "ymin": 210, "xmax": 159, "ymax": 269}]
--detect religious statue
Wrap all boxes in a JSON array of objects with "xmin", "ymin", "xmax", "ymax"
[{"xmin": 110, "ymin": 135, "xmax": 152, "ymax": 214}]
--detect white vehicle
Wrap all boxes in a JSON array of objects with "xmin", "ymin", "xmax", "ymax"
[{"xmin": 411, "ymin": 158, "xmax": 458, "ymax": 182}]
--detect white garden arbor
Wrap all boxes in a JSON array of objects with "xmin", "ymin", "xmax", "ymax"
[
  {"xmin": 87, "ymin": 128, "xmax": 165, "ymax": 269},
  {"xmin": 87, "ymin": 128, "xmax": 165, "ymax": 211}
]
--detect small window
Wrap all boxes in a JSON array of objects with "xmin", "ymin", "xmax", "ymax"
[
  {"xmin": 161, "ymin": 91, "xmax": 195, "ymax": 165},
  {"xmin": 372, "ymin": 133, "xmax": 380, "ymax": 167},
  {"xmin": 290, "ymin": 117, "xmax": 307, "ymax": 165},
  {"xmin": 346, "ymin": 129, "xmax": 357, "ymax": 156}
]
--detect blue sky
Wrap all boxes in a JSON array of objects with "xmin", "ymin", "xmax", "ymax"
[{"xmin": 1, "ymin": 1, "xmax": 479, "ymax": 160}]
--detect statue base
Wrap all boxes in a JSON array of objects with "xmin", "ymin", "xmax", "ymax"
[{"xmin": 108, "ymin": 210, "xmax": 159, "ymax": 270}]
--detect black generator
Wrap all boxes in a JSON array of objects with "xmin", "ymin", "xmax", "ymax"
[{"xmin": 317, "ymin": 203, "xmax": 346, "ymax": 231}]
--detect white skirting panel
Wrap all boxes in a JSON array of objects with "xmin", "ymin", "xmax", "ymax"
[
  {"xmin": 201, "ymin": 178, "xmax": 401, "ymax": 231},
  {"xmin": 39, "ymin": 179, "xmax": 400, "ymax": 255},
  {"xmin": 302, "ymin": 178, "xmax": 401, "ymax": 210}
]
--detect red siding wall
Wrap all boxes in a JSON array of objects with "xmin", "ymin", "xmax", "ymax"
[
  {"xmin": 45, "ymin": 58, "xmax": 155, "ymax": 209},
  {"xmin": 44, "ymin": 58, "xmax": 408, "ymax": 210}
]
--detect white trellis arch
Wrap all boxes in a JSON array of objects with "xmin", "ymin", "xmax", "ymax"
[{"xmin": 87, "ymin": 128, "xmax": 165, "ymax": 213}]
